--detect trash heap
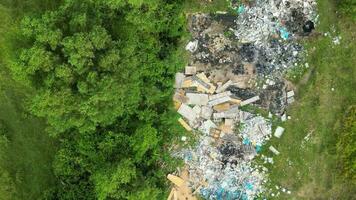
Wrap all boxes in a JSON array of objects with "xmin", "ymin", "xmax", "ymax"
[
  {"xmin": 174, "ymin": 69, "xmax": 271, "ymax": 199},
  {"xmin": 172, "ymin": 0, "xmax": 317, "ymax": 199},
  {"xmin": 230, "ymin": 0, "xmax": 318, "ymax": 77}
]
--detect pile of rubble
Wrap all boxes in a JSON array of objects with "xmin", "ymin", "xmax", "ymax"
[
  {"xmin": 173, "ymin": 68, "xmax": 272, "ymax": 199},
  {"xmin": 171, "ymin": 0, "xmax": 317, "ymax": 199}
]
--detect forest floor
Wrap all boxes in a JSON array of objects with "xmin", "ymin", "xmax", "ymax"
[{"xmin": 181, "ymin": 0, "xmax": 356, "ymax": 199}]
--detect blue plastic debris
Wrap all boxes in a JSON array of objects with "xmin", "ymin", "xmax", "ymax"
[
  {"xmin": 280, "ymin": 27, "xmax": 290, "ymax": 40},
  {"xmin": 255, "ymin": 145, "xmax": 262, "ymax": 153},
  {"xmin": 237, "ymin": 5, "xmax": 245, "ymax": 14},
  {"xmin": 216, "ymin": 187, "xmax": 224, "ymax": 200},
  {"xmin": 200, "ymin": 188, "xmax": 210, "ymax": 198},
  {"xmin": 241, "ymin": 193, "xmax": 248, "ymax": 200},
  {"xmin": 243, "ymin": 138, "xmax": 251, "ymax": 145},
  {"xmin": 245, "ymin": 182, "xmax": 254, "ymax": 190},
  {"xmin": 184, "ymin": 152, "xmax": 192, "ymax": 161}
]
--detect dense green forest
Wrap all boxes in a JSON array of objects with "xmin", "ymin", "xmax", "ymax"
[{"xmin": 1, "ymin": 0, "xmax": 187, "ymax": 199}]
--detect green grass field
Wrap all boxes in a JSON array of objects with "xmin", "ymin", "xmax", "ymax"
[{"xmin": 261, "ymin": 0, "xmax": 356, "ymax": 199}]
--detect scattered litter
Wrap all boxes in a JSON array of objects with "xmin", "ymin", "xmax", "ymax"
[
  {"xmin": 274, "ymin": 126, "xmax": 285, "ymax": 138},
  {"xmin": 281, "ymin": 113, "xmax": 287, "ymax": 122},
  {"xmin": 269, "ymin": 146, "xmax": 280, "ymax": 155},
  {"xmin": 332, "ymin": 36, "xmax": 341, "ymax": 45},
  {"xmin": 185, "ymin": 40, "xmax": 198, "ymax": 52},
  {"xmin": 181, "ymin": 136, "xmax": 187, "ymax": 142},
  {"xmin": 237, "ymin": 5, "xmax": 245, "ymax": 14}
]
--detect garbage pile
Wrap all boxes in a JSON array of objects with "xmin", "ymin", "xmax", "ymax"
[
  {"xmin": 172, "ymin": 0, "xmax": 317, "ymax": 199},
  {"xmin": 230, "ymin": 0, "xmax": 318, "ymax": 77},
  {"xmin": 185, "ymin": 0, "xmax": 316, "ymax": 115},
  {"xmin": 173, "ymin": 68, "xmax": 271, "ymax": 199}
]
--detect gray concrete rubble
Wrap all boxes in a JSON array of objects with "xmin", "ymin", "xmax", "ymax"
[
  {"xmin": 186, "ymin": 93, "xmax": 209, "ymax": 106},
  {"xmin": 172, "ymin": 1, "xmax": 317, "ymax": 199}
]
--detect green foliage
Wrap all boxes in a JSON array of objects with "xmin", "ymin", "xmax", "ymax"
[
  {"xmin": 337, "ymin": 106, "xmax": 356, "ymax": 183},
  {"xmin": 9, "ymin": 0, "xmax": 186, "ymax": 199}
]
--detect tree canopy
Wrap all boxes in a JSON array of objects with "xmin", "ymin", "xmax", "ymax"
[{"xmin": 11, "ymin": 0, "xmax": 186, "ymax": 199}]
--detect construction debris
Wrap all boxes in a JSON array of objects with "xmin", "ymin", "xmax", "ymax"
[
  {"xmin": 178, "ymin": 104, "xmax": 198, "ymax": 124},
  {"xmin": 178, "ymin": 118, "xmax": 193, "ymax": 132},
  {"xmin": 186, "ymin": 93, "xmax": 209, "ymax": 106},
  {"xmin": 169, "ymin": 0, "xmax": 318, "ymax": 199},
  {"xmin": 185, "ymin": 66, "xmax": 197, "ymax": 75},
  {"xmin": 240, "ymin": 96, "xmax": 260, "ymax": 106},
  {"xmin": 167, "ymin": 169, "xmax": 197, "ymax": 200}
]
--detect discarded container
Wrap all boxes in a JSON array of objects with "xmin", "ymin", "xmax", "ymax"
[{"xmin": 274, "ymin": 126, "xmax": 285, "ymax": 138}]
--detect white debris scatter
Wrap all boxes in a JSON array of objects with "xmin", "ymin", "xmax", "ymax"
[
  {"xmin": 185, "ymin": 40, "xmax": 198, "ymax": 52},
  {"xmin": 239, "ymin": 116, "xmax": 272, "ymax": 146},
  {"xmin": 170, "ymin": 0, "xmax": 318, "ymax": 199},
  {"xmin": 332, "ymin": 36, "xmax": 341, "ymax": 45},
  {"xmin": 274, "ymin": 126, "xmax": 285, "ymax": 138},
  {"xmin": 269, "ymin": 146, "xmax": 280, "ymax": 155}
]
